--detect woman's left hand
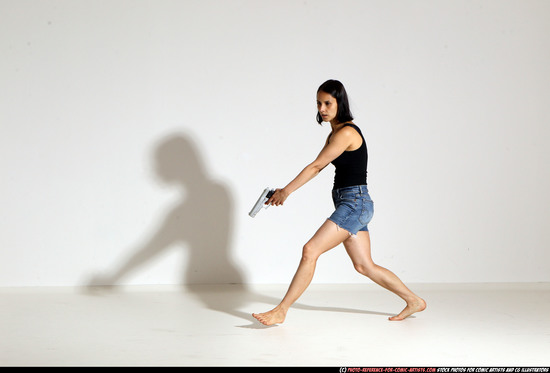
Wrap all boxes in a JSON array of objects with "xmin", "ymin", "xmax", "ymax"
[{"xmin": 266, "ymin": 188, "xmax": 289, "ymax": 206}]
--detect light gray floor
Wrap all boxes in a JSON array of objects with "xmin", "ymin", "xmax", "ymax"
[{"xmin": 1, "ymin": 283, "xmax": 549, "ymax": 367}]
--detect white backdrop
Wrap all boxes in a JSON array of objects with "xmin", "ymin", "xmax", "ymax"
[{"xmin": 1, "ymin": 0, "xmax": 549, "ymax": 286}]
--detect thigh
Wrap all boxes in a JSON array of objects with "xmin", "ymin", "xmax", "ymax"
[
  {"xmin": 343, "ymin": 231, "xmax": 374, "ymax": 266},
  {"xmin": 304, "ymin": 219, "xmax": 352, "ymax": 258}
]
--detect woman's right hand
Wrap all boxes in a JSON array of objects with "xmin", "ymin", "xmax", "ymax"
[{"xmin": 266, "ymin": 188, "xmax": 289, "ymax": 206}]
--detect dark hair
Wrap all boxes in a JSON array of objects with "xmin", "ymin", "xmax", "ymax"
[{"xmin": 316, "ymin": 79, "xmax": 354, "ymax": 125}]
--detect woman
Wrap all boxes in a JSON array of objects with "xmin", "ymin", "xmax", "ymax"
[{"xmin": 252, "ymin": 80, "xmax": 426, "ymax": 326}]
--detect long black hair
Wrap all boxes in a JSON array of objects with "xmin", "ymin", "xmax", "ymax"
[{"xmin": 316, "ymin": 79, "xmax": 354, "ymax": 125}]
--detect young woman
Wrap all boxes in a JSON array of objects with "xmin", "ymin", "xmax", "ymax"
[{"xmin": 252, "ymin": 80, "xmax": 426, "ymax": 326}]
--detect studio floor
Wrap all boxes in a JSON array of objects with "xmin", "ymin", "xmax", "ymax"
[{"xmin": 1, "ymin": 283, "xmax": 549, "ymax": 367}]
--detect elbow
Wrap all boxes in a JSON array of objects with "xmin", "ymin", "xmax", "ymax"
[{"xmin": 310, "ymin": 162, "xmax": 326, "ymax": 174}]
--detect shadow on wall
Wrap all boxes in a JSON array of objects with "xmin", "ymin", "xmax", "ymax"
[
  {"xmin": 85, "ymin": 133, "xmax": 264, "ymax": 323},
  {"xmin": 85, "ymin": 133, "xmax": 278, "ymax": 325},
  {"xmin": 87, "ymin": 133, "xmax": 244, "ymax": 286}
]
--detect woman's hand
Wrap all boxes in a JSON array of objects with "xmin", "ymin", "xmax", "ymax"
[{"xmin": 266, "ymin": 188, "xmax": 289, "ymax": 206}]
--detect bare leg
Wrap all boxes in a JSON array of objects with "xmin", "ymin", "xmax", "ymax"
[
  {"xmin": 343, "ymin": 231, "xmax": 426, "ymax": 320},
  {"xmin": 253, "ymin": 220, "xmax": 350, "ymax": 325}
]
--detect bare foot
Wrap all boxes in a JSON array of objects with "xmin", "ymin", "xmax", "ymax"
[
  {"xmin": 389, "ymin": 297, "xmax": 426, "ymax": 321},
  {"xmin": 252, "ymin": 307, "xmax": 286, "ymax": 326}
]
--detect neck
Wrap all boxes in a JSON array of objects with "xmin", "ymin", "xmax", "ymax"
[{"xmin": 330, "ymin": 121, "xmax": 350, "ymax": 131}]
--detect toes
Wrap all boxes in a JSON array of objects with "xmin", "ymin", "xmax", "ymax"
[
  {"xmin": 253, "ymin": 313, "xmax": 268, "ymax": 325},
  {"xmin": 389, "ymin": 315, "xmax": 404, "ymax": 321}
]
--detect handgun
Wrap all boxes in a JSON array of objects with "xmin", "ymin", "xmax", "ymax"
[{"xmin": 249, "ymin": 188, "xmax": 275, "ymax": 218}]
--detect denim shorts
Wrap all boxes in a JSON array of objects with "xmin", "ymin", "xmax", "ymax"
[{"xmin": 328, "ymin": 185, "xmax": 374, "ymax": 235}]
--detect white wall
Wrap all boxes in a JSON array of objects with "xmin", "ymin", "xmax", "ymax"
[{"xmin": 1, "ymin": 0, "xmax": 549, "ymax": 286}]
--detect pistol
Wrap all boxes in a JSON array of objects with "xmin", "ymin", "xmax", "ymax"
[{"xmin": 249, "ymin": 188, "xmax": 275, "ymax": 218}]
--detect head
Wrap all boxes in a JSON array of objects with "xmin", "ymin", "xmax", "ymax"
[
  {"xmin": 316, "ymin": 79, "xmax": 353, "ymax": 125},
  {"xmin": 155, "ymin": 134, "xmax": 205, "ymax": 185}
]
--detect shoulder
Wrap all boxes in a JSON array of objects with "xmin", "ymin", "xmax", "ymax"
[
  {"xmin": 328, "ymin": 126, "xmax": 358, "ymax": 149},
  {"xmin": 337, "ymin": 123, "xmax": 361, "ymax": 138},
  {"xmin": 335, "ymin": 123, "xmax": 364, "ymax": 151},
  {"xmin": 326, "ymin": 123, "xmax": 362, "ymax": 146}
]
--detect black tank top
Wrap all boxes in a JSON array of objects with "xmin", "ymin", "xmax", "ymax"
[{"xmin": 329, "ymin": 123, "xmax": 368, "ymax": 189}]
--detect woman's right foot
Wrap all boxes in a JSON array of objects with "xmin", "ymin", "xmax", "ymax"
[{"xmin": 389, "ymin": 297, "xmax": 426, "ymax": 321}]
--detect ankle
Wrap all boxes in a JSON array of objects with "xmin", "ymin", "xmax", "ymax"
[
  {"xmin": 275, "ymin": 304, "xmax": 289, "ymax": 315},
  {"xmin": 404, "ymin": 295, "xmax": 422, "ymax": 305}
]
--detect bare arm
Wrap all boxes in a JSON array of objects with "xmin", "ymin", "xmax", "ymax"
[{"xmin": 267, "ymin": 127, "xmax": 357, "ymax": 206}]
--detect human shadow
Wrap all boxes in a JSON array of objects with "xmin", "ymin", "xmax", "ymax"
[
  {"xmin": 85, "ymin": 133, "xmax": 254, "ymax": 320},
  {"xmin": 84, "ymin": 132, "xmax": 395, "ymax": 327}
]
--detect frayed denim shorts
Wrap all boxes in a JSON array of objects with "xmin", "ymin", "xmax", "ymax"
[{"xmin": 328, "ymin": 185, "xmax": 374, "ymax": 235}]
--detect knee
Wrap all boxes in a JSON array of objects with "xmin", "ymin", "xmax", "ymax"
[
  {"xmin": 301, "ymin": 242, "xmax": 320, "ymax": 263},
  {"xmin": 353, "ymin": 261, "xmax": 376, "ymax": 277}
]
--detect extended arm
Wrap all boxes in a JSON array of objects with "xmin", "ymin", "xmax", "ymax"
[{"xmin": 267, "ymin": 127, "xmax": 356, "ymax": 206}]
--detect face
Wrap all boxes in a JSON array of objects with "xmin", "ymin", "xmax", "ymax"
[{"xmin": 317, "ymin": 91, "xmax": 338, "ymax": 124}]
